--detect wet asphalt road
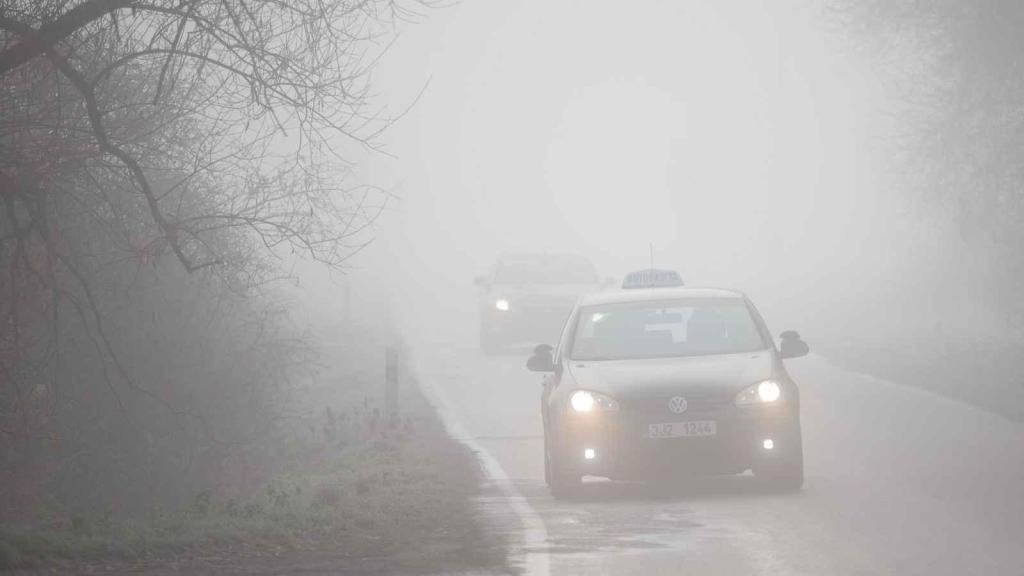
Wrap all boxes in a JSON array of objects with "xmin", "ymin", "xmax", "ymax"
[{"xmin": 405, "ymin": 325, "xmax": 1024, "ymax": 576}]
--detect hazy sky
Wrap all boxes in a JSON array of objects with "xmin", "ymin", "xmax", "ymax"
[{"xmin": 301, "ymin": 0, "xmax": 946, "ymax": 337}]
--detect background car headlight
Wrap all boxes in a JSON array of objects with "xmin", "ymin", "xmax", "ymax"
[
  {"xmin": 494, "ymin": 298, "xmax": 510, "ymax": 311},
  {"xmin": 735, "ymin": 380, "xmax": 782, "ymax": 406},
  {"xmin": 569, "ymin": 390, "xmax": 619, "ymax": 413}
]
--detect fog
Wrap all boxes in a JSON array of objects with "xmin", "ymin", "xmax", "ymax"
[
  {"xmin": 304, "ymin": 1, "xmax": 900, "ymax": 341},
  {"xmin": 3, "ymin": 1, "xmax": 1023, "ymax": 573}
]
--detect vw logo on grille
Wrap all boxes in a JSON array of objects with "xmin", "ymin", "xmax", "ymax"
[{"xmin": 668, "ymin": 396, "xmax": 688, "ymax": 414}]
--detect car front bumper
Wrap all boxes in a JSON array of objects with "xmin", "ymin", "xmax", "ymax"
[{"xmin": 555, "ymin": 403, "xmax": 800, "ymax": 479}]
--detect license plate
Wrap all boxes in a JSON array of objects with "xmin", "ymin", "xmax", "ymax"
[{"xmin": 647, "ymin": 420, "xmax": 717, "ymax": 439}]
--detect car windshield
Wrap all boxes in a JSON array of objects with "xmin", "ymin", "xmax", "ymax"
[
  {"xmin": 570, "ymin": 298, "xmax": 768, "ymax": 360},
  {"xmin": 494, "ymin": 256, "xmax": 597, "ymax": 284}
]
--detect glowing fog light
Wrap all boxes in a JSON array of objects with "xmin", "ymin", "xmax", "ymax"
[
  {"xmin": 757, "ymin": 380, "xmax": 781, "ymax": 403},
  {"xmin": 584, "ymin": 448, "xmax": 596, "ymax": 460},
  {"xmin": 570, "ymin": 390, "xmax": 595, "ymax": 412},
  {"xmin": 494, "ymin": 299, "xmax": 510, "ymax": 312},
  {"xmin": 763, "ymin": 439, "xmax": 774, "ymax": 450}
]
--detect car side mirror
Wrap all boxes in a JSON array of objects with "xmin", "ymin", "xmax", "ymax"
[
  {"xmin": 526, "ymin": 344, "xmax": 556, "ymax": 372},
  {"xmin": 779, "ymin": 330, "xmax": 809, "ymax": 359}
]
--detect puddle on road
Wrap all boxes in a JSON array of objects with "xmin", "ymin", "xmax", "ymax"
[
  {"xmin": 515, "ymin": 476, "xmax": 778, "ymax": 558},
  {"xmin": 534, "ymin": 500, "xmax": 712, "ymax": 555}
]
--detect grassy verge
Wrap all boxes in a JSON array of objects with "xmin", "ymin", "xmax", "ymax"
[
  {"xmin": 818, "ymin": 336, "xmax": 1024, "ymax": 422},
  {"xmin": 0, "ymin": 371, "xmax": 506, "ymax": 574}
]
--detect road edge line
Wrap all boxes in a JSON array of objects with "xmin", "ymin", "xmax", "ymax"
[{"xmin": 406, "ymin": 351, "xmax": 551, "ymax": 576}]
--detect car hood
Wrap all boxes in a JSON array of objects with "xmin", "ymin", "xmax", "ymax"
[{"xmin": 567, "ymin": 351, "xmax": 774, "ymax": 399}]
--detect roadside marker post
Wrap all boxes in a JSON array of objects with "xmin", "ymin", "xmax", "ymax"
[{"xmin": 385, "ymin": 346, "xmax": 399, "ymax": 423}]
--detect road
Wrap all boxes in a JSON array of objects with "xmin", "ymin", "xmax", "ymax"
[{"xmin": 403, "ymin": 318, "xmax": 1024, "ymax": 576}]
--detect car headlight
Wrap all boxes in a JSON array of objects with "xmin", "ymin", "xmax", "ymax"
[
  {"xmin": 494, "ymin": 298, "xmax": 510, "ymax": 312},
  {"xmin": 735, "ymin": 380, "xmax": 782, "ymax": 406},
  {"xmin": 569, "ymin": 390, "xmax": 619, "ymax": 413}
]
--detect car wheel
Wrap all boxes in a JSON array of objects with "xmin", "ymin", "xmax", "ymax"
[
  {"xmin": 754, "ymin": 431, "xmax": 804, "ymax": 492},
  {"xmin": 546, "ymin": 436, "xmax": 581, "ymax": 499}
]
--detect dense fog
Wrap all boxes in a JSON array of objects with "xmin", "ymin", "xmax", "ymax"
[
  {"xmin": 335, "ymin": 1, "xmax": 989, "ymax": 344},
  {"xmin": 3, "ymin": 1, "xmax": 1023, "ymax": 573}
]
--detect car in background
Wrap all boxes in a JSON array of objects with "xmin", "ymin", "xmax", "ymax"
[
  {"xmin": 475, "ymin": 253, "xmax": 607, "ymax": 354},
  {"xmin": 526, "ymin": 273, "xmax": 810, "ymax": 497}
]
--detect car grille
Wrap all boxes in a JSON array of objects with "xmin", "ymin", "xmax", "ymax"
[{"xmin": 622, "ymin": 393, "xmax": 734, "ymax": 416}]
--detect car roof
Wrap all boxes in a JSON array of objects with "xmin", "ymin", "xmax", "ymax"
[{"xmin": 577, "ymin": 287, "xmax": 746, "ymax": 306}]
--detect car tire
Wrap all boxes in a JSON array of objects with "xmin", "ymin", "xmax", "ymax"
[
  {"xmin": 546, "ymin": 436, "xmax": 581, "ymax": 499},
  {"xmin": 753, "ymin": 431, "xmax": 804, "ymax": 492}
]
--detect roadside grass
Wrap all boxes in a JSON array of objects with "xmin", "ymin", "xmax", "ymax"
[{"xmin": 0, "ymin": 376, "xmax": 504, "ymax": 573}]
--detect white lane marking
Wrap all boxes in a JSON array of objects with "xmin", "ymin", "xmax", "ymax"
[{"xmin": 409, "ymin": 352, "xmax": 551, "ymax": 576}]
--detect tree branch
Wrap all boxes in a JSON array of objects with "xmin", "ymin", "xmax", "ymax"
[{"xmin": 0, "ymin": 0, "xmax": 136, "ymax": 75}]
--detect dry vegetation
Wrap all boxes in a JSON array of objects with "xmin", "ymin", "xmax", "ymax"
[
  {"xmin": 0, "ymin": 2, "xmax": 500, "ymax": 571},
  {"xmin": 0, "ymin": 352, "xmax": 504, "ymax": 573}
]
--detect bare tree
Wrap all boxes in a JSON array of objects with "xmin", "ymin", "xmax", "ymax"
[
  {"xmin": 1, "ymin": 0, "xmax": 410, "ymax": 274},
  {"xmin": 831, "ymin": 0, "xmax": 1024, "ymax": 330},
  {"xmin": 0, "ymin": 0, "xmax": 420, "ymax": 515}
]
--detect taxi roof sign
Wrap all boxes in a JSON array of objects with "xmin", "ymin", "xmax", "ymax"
[{"xmin": 622, "ymin": 269, "xmax": 684, "ymax": 289}]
